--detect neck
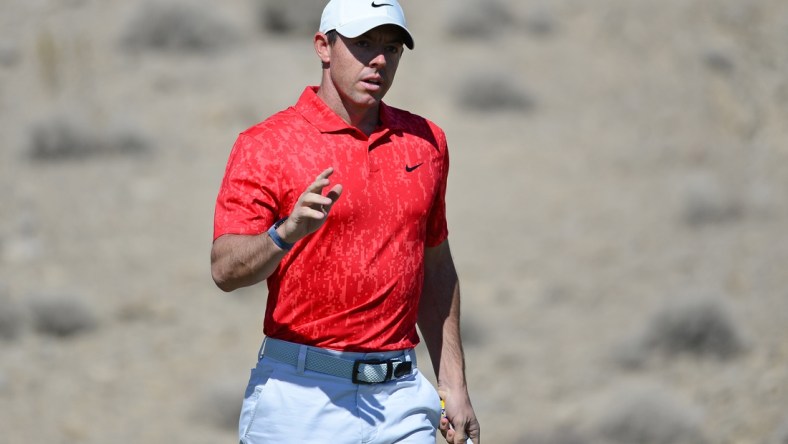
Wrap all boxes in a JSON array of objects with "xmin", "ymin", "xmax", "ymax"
[{"xmin": 317, "ymin": 80, "xmax": 380, "ymax": 136}]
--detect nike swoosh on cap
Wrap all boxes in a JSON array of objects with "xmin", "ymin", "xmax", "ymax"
[{"xmin": 371, "ymin": 1, "xmax": 393, "ymax": 7}]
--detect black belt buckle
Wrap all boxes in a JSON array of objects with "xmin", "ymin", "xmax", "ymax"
[
  {"xmin": 352, "ymin": 359, "xmax": 413, "ymax": 384},
  {"xmin": 393, "ymin": 360, "xmax": 413, "ymax": 378}
]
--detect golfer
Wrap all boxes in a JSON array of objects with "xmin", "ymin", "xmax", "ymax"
[{"xmin": 211, "ymin": 0, "xmax": 479, "ymax": 442}]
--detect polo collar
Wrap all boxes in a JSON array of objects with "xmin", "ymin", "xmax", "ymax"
[
  {"xmin": 295, "ymin": 86, "xmax": 405, "ymax": 135},
  {"xmin": 378, "ymin": 101, "xmax": 405, "ymax": 132}
]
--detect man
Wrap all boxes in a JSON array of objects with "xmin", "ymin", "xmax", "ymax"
[{"xmin": 211, "ymin": 0, "xmax": 479, "ymax": 442}]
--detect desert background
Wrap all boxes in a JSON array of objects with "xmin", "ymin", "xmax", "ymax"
[{"xmin": 1, "ymin": 0, "xmax": 787, "ymax": 443}]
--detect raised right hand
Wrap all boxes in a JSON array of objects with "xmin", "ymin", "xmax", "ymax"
[{"xmin": 277, "ymin": 167, "xmax": 343, "ymax": 244}]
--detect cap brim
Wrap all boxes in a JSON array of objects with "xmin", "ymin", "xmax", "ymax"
[{"xmin": 335, "ymin": 18, "xmax": 414, "ymax": 50}]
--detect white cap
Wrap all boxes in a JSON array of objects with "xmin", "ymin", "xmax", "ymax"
[{"xmin": 319, "ymin": 0, "xmax": 414, "ymax": 49}]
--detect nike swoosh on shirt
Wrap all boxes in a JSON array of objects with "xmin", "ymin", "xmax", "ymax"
[
  {"xmin": 405, "ymin": 163, "xmax": 423, "ymax": 172},
  {"xmin": 371, "ymin": 1, "xmax": 393, "ymax": 7}
]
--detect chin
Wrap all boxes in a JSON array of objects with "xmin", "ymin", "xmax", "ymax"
[{"xmin": 353, "ymin": 93, "xmax": 383, "ymax": 108}]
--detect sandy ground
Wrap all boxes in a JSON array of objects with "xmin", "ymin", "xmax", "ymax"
[{"xmin": 1, "ymin": 0, "xmax": 788, "ymax": 443}]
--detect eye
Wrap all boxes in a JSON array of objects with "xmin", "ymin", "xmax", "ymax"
[
  {"xmin": 355, "ymin": 40, "xmax": 370, "ymax": 48},
  {"xmin": 386, "ymin": 45, "xmax": 402, "ymax": 55}
]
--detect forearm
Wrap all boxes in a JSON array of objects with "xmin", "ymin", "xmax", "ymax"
[
  {"xmin": 210, "ymin": 232, "xmax": 286, "ymax": 292},
  {"xmin": 211, "ymin": 168, "xmax": 344, "ymax": 292},
  {"xmin": 418, "ymin": 241, "xmax": 467, "ymax": 392},
  {"xmin": 420, "ymin": 241, "xmax": 480, "ymax": 443}
]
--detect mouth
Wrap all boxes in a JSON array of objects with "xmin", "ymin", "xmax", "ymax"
[{"xmin": 361, "ymin": 76, "xmax": 385, "ymax": 91}]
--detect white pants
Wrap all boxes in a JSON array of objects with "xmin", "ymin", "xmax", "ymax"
[{"xmin": 238, "ymin": 343, "xmax": 442, "ymax": 444}]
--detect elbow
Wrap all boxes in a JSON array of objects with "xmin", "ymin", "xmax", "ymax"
[
  {"xmin": 211, "ymin": 263, "xmax": 237, "ymax": 293},
  {"xmin": 214, "ymin": 280, "xmax": 234, "ymax": 293},
  {"xmin": 211, "ymin": 242, "xmax": 238, "ymax": 292}
]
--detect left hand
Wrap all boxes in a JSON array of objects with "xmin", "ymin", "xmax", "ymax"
[{"xmin": 439, "ymin": 389, "xmax": 480, "ymax": 444}]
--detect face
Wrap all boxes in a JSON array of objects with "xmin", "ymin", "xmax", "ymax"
[{"xmin": 317, "ymin": 25, "xmax": 405, "ymax": 111}]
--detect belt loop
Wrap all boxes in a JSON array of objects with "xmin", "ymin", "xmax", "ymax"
[
  {"xmin": 405, "ymin": 349, "xmax": 416, "ymax": 366},
  {"xmin": 258, "ymin": 337, "xmax": 267, "ymax": 361},
  {"xmin": 296, "ymin": 345, "xmax": 307, "ymax": 374}
]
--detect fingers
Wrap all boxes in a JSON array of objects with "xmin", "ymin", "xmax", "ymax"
[
  {"xmin": 439, "ymin": 418, "xmax": 450, "ymax": 442},
  {"xmin": 463, "ymin": 421, "xmax": 479, "ymax": 444},
  {"xmin": 296, "ymin": 206, "xmax": 328, "ymax": 220},
  {"xmin": 307, "ymin": 167, "xmax": 335, "ymax": 195},
  {"xmin": 440, "ymin": 417, "xmax": 464, "ymax": 444},
  {"xmin": 306, "ymin": 169, "xmax": 341, "ymax": 204},
  {"xmin": 440, "ymin": 416, "xmax": 476, "ymax": 444},
  {"xmin": 281, "ymin": 168, "xmax": 342, "ymax": 242},
  {"xmin": 319, "ymin": 166, "xmax": 335, "ymax": 179},
  {"xmin": 448, "ymin": 428, "xmax": 465, "ymax": 444},
  {"xmin": 300, "ymin": 191, "xmax": 334, "ymax": 209},
  {"xmin": 299, "ymin": 168, "xmax": 342, "ymax": 211}
]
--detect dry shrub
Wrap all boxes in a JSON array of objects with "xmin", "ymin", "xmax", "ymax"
[
  {"xmin": 109, "ymin": 126, "xmax": 152, "ymax": 157},
  {"xmin": 445, "ymin": 0, "xmax": 514, "ymax": 39},
  {"xmin": 523, "ymin": 11, "xmax": 557, "ymax": 37},
  {"xmin": 255, "ymin": 0, "xmax": 322, "ymax": 36},
  {"xmin": 595, "ymin": 386, "xmax": 707, "ymax": 444},
  {"xmin": 28, "ymin": 117, "xmax": 150, "ymax": 162},
  {"xmin": 29, "ymin": 295, "xmax": 97, "ymax": 338},
  {"xmin": 643, "ymin": 296, "xmax": 743, "ymax": 360},
  {"xmin": 456, "ymin": 72, "xmax": 536, "ymax": 112},
  {"xmin": 28, "ymin": 118, "xmax": 99, "ymax": 160},
  {"xmin": 702, "ymin": 50, "xmax": 735, "ymax": 74},
  {"xmin": 121, "ymin": 1, "xmax": 236, "ymax": 53}
]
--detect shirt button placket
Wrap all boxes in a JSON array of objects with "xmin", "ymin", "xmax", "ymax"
[{"xmin": 366, "ymin": 138, "xmax": 381, "ymax": 174}]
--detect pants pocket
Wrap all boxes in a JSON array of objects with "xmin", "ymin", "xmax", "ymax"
[
  {"xmin": 416, "ymin": 370, "xmax": 443, "ymax": 426},
  {"xmin": 238, "ymin": 360, "xmax": 277, "ymax": 440}
]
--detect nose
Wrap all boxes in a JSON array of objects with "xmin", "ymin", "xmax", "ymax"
[{"xmin": 369, "ymin": 51, "xmax": 387, "ymax": 69}]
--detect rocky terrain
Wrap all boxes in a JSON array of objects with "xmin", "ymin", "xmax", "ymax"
[{"xmin": 1, "ymin": 0, "xmax": 787, "ymax": 443}]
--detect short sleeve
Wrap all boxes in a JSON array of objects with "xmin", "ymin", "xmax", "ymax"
[
  {"xmin": 425, "ymin": 129, "xmax": 449, "ymax": 247},
  {"xmin": 213, "ymin": 133, "xmax": 281, "ymax": 241}
]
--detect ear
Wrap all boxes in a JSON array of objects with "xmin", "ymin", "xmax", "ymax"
[{"xmin": 314, "ymin": 32, "xmax": 331, "ymax": 65}]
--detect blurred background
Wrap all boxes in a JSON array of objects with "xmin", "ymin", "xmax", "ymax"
[{"xmin": 1, "ymin": 0, "xmax": 787, "ymax": 443}]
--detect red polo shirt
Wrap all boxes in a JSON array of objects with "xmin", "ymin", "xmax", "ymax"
[{"xmin": 214, "ymin": 87, "xmax": 449, "ymax": 352}]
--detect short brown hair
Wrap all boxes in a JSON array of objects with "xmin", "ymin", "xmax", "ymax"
[{"xmin": 326, "ymin": 30, "xmax": 338, "ymax": 46}]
